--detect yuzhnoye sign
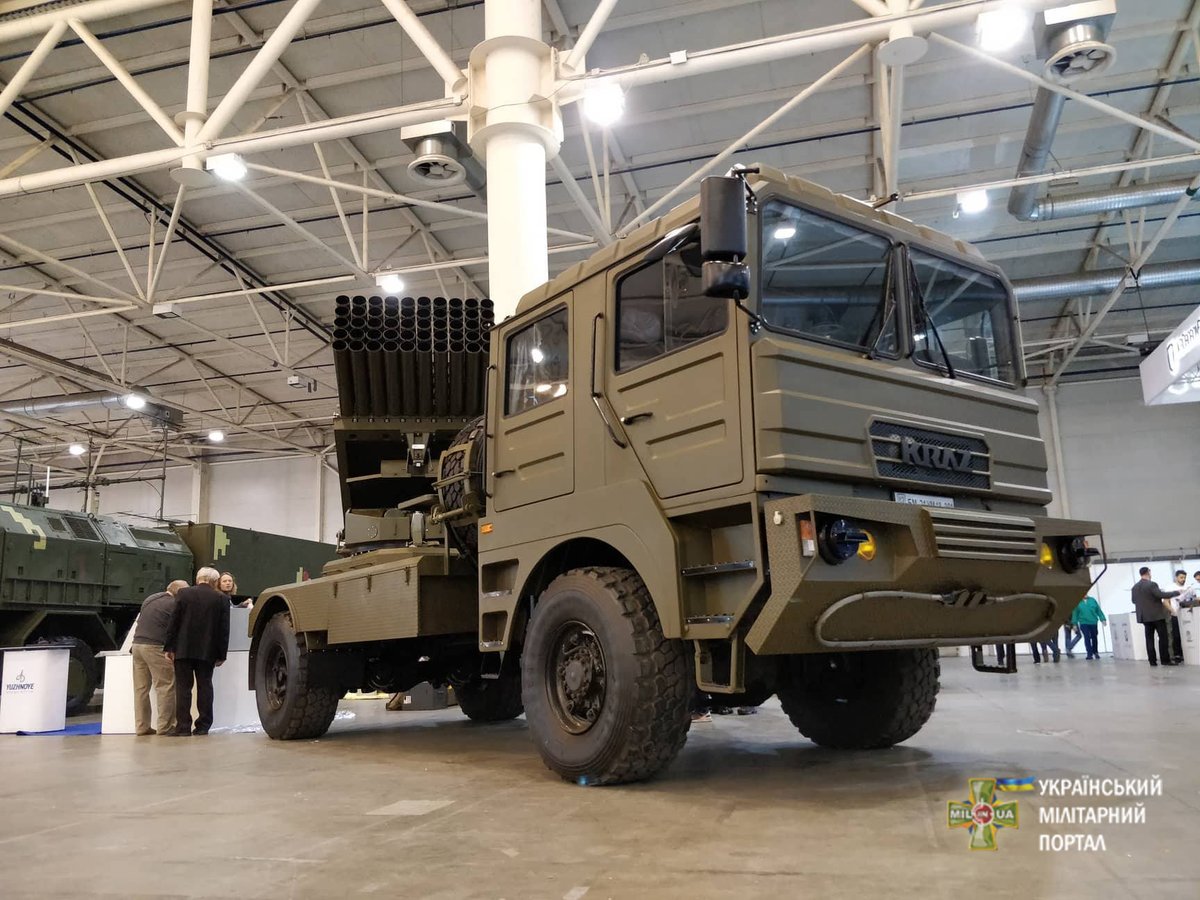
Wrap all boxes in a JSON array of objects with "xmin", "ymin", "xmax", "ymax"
[{"xmin": 1140, "ymin": 303, "xmax": 1200, "ymax": 405}]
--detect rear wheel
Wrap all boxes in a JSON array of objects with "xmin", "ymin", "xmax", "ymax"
[
  {"xmin": 254, "ymin": 612, "xmax": 340, "ymax": 740},
  {"xmin": 777, "ymin": 649, "xmax": 939, "ymax": 749},
  {"xmin": 521, "ymin": 567, "xmax": 690, "ymax": 785},
  {"xmin": 456, "ymin": 669, "xmax": 524, "ymax": 722}
]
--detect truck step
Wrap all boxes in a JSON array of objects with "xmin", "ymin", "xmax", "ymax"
[{"xmin": 681, "ymin": 560, "xmax": 756, "ymax": 577}]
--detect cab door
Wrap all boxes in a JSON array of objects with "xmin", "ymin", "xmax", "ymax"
[
  {"xmin": 490, "ymin": 302, "xmax": 575, "ymax": 512},
  {"xmin": 606, "ymin": 246, "xmax": 744, "ymax": 499}
]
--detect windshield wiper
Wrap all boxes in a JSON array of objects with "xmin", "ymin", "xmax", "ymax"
[{"xmin": 910, "ymin": 266, "xmax": 956, "ymax": 378}]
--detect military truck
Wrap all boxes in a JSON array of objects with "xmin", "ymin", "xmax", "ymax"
[
  {"xmin": 0, "ymin": 503, "xmax": 337, "ymax": 713},
  {"xmin": 248, "ymin": 165, "xmax": 1102, "ymax": 785}
]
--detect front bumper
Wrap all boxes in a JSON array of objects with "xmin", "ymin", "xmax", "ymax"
[{"xmin": 745, "ymin": 494, "xmax": 1100, "ymax": 655}]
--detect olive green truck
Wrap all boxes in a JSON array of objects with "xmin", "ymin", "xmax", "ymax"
[{"xmin": 248, "ymin": 166, "xmax": 1102, "ymax": 785}]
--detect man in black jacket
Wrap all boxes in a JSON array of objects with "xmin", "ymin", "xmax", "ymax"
[
  {"xmin": 163, "ymin": 567, "xmax": 231, "ymax": 735},
  {"xmin": 1131, "ymin": 567, "xmax": 1179, "ymax": 668}
]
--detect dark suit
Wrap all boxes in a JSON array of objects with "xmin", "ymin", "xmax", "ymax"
[
  {"xmin": 164, "ymin": 583, "xmax": 231, "ymax": 734},
  {"xmin": 1132, "ymin": 579, "xmax": 1177, "ymax": 666}
]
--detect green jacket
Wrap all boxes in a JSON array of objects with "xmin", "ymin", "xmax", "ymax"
[{"xmin": 1070, "ymin": 596, "xmax": 1106, "ymax": 626}]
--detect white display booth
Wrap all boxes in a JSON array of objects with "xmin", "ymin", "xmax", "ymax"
[
  {"xmin": 102, "ymin": 607, "xmax": 260, "ymax": 734},
  {"xmin": 0, "ymin": 645, "xmax": 70, "ymax": 734}
]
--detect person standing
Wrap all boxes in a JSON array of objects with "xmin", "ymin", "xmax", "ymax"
[
  {"xmin": 1070, "ymin": 595, "xmax": 1106, "ymax": 660},
  {"xmin": 130, "ymin": 579, "xmax": 189, "ymax": 736},
  {"xmin": 1166, "ymin": 571, "xmax": 1187, "ymax": 664},
  {"xmin": 218, "ymin": 571, "xmax": 251, "ymax": 609},
  {"xmin": 163, "ymin": 567, "xmax": 230, "ymax": 736},
  {"xmin": 1131, "ymin": 567, "xmax": 1178, "ymax": 667}
]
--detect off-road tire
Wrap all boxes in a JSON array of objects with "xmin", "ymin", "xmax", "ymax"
[
  {"xmin": 254, "ymin": 612, "xmax": 340, "ymax": 740},
  {"xmin": 521, "ymin": 566, "xmax": 690, "ymax": 785},
  {"xmin": 456, "ymin": 670, "xmax": 524, "ymax": 722},
  {"xmin": 777, "ymin": 649, "xmax": 939, "ymax": 750}
]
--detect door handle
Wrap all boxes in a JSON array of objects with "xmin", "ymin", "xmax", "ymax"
[
  {"xmin": 492, "ymin": 469, "xmax": 515, "ymax": 478},
  {"xmin": 621, "ymin": 412, "xmax": 653, "ymax": 426}
]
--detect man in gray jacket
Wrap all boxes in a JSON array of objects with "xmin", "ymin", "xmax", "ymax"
[
  {"xmin": 131, "ymin": 579, "xmax": 189, "ymax": 736},
  {"xmin": 1131, "ymin": 567, "xmax": 1179, "ymax": 667}
]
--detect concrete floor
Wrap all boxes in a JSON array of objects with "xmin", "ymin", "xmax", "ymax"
[{"xmin": 0, "ymin": 656, "xmax": 1196, "ymax": 899}]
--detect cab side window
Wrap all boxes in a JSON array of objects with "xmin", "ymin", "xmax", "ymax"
[
  {"xmin": 505, "ymin": 308, "xmax": 569, "ymax": 415},
  {"xmin": 615, "ymin": 242, "xmax": 728, "ymax": 371}
]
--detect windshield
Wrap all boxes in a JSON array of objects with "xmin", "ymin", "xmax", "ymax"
[
  {"xmin": 908, "ymin": 248, "xmax": 1017, "ymax": 385},
  {"xmin": 759, "ymin": 199, "xmax": 896, "ymax": 355}
]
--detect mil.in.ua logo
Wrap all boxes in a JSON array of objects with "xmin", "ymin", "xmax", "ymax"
[{"xmin": 947, "ymin": 777, "xmax": 1033, "ymax": 850}]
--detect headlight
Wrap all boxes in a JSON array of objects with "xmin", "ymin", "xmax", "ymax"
[
  {"xmin": 1057, "ymin": 537, "xmax": 1099, "ymax": 574},
  {"xmin": 857, "ymin": 532, "xmax": 877, "ymax": 562},
  {"xmin": 818, "ymin": 518, "xmax": 870, "ymax": 564},
  {"xmin": 1039, "ymin": 543, "xmax": 1055, "ymax": 568}
]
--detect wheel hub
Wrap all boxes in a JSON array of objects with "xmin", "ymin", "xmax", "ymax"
[
  {"xmin": 547, "ymin": 622, "xmax": 606, "ymax": 734},
  {"xmin": 265, "ymin": 644, "xmax": 289, "ymax": 712}
]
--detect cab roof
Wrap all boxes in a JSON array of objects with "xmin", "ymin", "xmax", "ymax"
[{"xmin": 515, "ymin": 163, "xmax": 990, "ymax": 318}]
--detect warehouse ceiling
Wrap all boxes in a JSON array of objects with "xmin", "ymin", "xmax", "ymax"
[{"xmin": 0, "ymin": 0, "xmax": 1197, "ymax": 485}]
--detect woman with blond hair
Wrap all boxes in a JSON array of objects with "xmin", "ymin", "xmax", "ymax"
[{"xmin": 218, "ymin": 571, "xmax": 251, "ymax": 608}]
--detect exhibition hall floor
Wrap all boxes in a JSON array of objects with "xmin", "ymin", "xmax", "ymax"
[{"xmin": 0, "ymin": 657, "xmax": 1194, "ymax": 899}]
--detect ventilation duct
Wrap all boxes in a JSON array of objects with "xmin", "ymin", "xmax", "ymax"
[
  {"xmin": 1008, "ymin": 1, "xmax": 1117, "ymax": 221},
  {"xmin": 0, "ymin": 391, "xmax": 130, "ymax": 417},
  {"xmin": 1012, "ymin": 259, "xmax": 1200, "ymax": 303},
  {"xmin": 1030, "ymin": 178, "xmax": 1197, "ymax": 221},
  {"xmin": 400, "ymin": 120, "xmax": 485, "ymax": 196}
]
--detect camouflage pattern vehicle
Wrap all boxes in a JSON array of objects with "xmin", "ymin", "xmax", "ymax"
[
  {"xmin": 248, "ymin": 165, "xmax": 1102, "ymax": 785},
  {"xmin": 0, "ymin": 503, "xmax": 337, "ymax": 713}
]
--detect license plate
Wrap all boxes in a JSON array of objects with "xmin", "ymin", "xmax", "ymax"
[{"xmin": 894, "ymin": 491, "xmax": 955, "ymax": 509}]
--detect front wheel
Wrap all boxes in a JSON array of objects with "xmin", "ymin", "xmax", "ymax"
[
  {"xmin": 254, "ymin": 612, "xmax": 340, "ymax": 740},
  {"xmin": 521, "ymin": 567, "xmax": 691, "ymax": 785},
  {"xmin": 777, "ymin": 649, "xmax": 939, "ymax": 750}
]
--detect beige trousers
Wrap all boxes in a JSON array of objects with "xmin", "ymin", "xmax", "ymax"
[{"xmin": 131, "ymin": 642, "xmax": 176, "ymax": 735}]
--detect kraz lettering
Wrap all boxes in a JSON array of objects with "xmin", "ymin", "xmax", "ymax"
[{"xmin": 900, "ymin": 436, "xmax": 973, "ymax": 473}]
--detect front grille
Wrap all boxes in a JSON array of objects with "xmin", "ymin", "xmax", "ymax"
[
  {"xmin": 928, "ymin": 508, "xmax": 1038, "ymax": 562},
  {"xmin": 870, "ymin": 420, "xmax": 991, "ymax": 490}
]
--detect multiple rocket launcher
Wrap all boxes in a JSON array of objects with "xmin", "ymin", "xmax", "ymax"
[{"xmin": 331, "ymin": 295, "xmax": 495, "ymax": 419}]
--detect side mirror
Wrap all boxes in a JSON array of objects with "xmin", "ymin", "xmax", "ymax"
[{"xmin": 700, "ymin": 175, "xmax": 750, "ymax": 299}]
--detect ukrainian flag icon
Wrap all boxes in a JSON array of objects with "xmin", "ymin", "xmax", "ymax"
[{"xmin": 995, "ymin": 777, "xmax": 1036, "ymax": 792}]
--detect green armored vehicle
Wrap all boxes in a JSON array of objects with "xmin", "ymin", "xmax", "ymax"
[
  {"xmin": 248, "ymin": 166, "xmax": 1101, "ymax": 784},
  {"xmin": 0, "ymin": 503, "xmax": 337, "ymax": 713}
]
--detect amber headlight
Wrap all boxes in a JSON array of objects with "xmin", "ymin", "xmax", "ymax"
[
  {"xmin": 1039, "ymin": 543, "xmax": 1055, "ymax": 568},
  {"xmin": 857, "ymin": 532, "xmax": 877, "ymax": 561}
]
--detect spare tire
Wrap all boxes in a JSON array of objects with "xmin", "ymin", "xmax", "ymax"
[{"xmin": 437, "ymin": 415, "xmax": 486, "ymax": 557}]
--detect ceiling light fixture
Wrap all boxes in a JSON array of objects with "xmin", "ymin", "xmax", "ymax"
[
  {"xmin": 205, "ymin": 152, "xmax": 247, "ymax": 182},
  {"xmin": 773, "ymin": 224, "xmax": 797, "ymax": 241},
  {"xmin": 207, "ymin": 430, "xmax": 225, "ymax": 443},
  {"xmin": 582, "ymin": 82, "xmax": 626, "ymax": 127},
  {"xmin": 68, "ymin": 443, "xmax": 86, "ymax": 457},
  {"xmin": 958, "ymin": 189, "xmax": 990, "ymax": 215},
  {"xmin": 375, "ymin": 272, "xmax": 405, "ymax": 295},
  {"xmin": 123, "ymin": 393, "xmax": 147, "ymax": 410},
  {"xmin": 977, "ymin": 5, "xmax": 1030, "ymax": 53},
  {"xmin": 530, "ymin": 347, "xmax": 545, "ymax": 364}
]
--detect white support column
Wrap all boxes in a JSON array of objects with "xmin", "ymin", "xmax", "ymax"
[
  {"xmin": 314, "ymin": 455, "xmax": 326, "ymax": 542},
  {"xmin": 191, "ymin": 461, "xmax": 211, "ymax": 523},
  {"xmin": 470, "ymin": 0, "xmax": 562, "ymax": 320}
]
